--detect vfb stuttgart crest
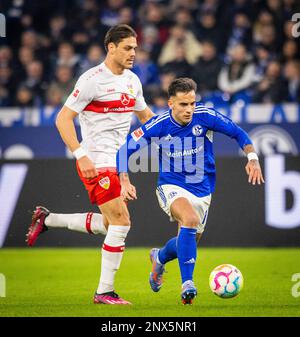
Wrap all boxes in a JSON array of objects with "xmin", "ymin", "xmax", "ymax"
[
  {"xmin": 99, "ymin": 176, "xmax": 110, "ymax": 190},
  {"xmin": 120, "ymin": 93, "xmax": 130, "ymax": 106}
]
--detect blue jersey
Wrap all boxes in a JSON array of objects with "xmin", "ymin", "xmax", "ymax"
[{"xmin": 117, "ymin": 103, "xmax": 252, "ymax": 197}]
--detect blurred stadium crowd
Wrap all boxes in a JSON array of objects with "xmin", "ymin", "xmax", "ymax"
[{"xmin": 0, "ymin": 0, "xmax": 300, "ymax": 114}]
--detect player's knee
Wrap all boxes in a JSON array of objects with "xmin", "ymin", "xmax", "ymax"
[
  {"xmin": 121, "ymin": 215, "xmax": 131, "ymax": 227},
  {"xmin": 116, "ymin": 214, "xmax": 131, "ymax": 227},
  {"xmin": 182, "ymin": 214, "xmax": 200, "ymax": 229},
  {"xmin": 110, "ymin": 209, "xmax": 131, "ymax": 226}
]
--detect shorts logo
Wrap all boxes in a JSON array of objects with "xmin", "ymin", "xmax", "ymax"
[
  {"xmin": 192, "ymin": 125, "xmax": 203, "ymax": 136},
  {"xmin": 131, "ymin": 127, "xmax": 144, "ymax": 141},
  {"xmin": 99, "ymin": 176, "xmax": 110, "ymax": 190},
  {"xmin": 168, "ymin": 191, "xmax": 177, "ymax": 199},
  {"xmin": 73, "ymin": 89, "xmax": 80, "ymax": 98},
  {"xmin": 120, "ymin": 93, "xmax": 130, "ymax": 106}
]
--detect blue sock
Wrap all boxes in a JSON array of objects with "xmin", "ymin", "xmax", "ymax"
[
  {"xmin": 158, "ymin": 237, "xmax": 177, "ymax": 264},
  {"xmin": 177, "ymin": 227, "xmax": 197, "ymax": 284}
]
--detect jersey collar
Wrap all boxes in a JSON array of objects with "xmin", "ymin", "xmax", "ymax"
[{"xmin": 102, "ymin": 62, "xmax": 127, "ymax": 77}]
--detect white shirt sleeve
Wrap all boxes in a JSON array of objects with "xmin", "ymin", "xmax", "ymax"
[
  {"xmin": 133, "ymin": 77, "xmax": 147, "ymax": 112},
  {"xmin": 64, "ymin": 76, "xmax": 96, "ymax": 114}
]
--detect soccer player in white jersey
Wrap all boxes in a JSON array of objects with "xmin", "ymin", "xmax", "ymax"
[
  {"xmin": 117, "ymin": 78, "xmax": 264, "ymax": 304},
  {"xmin": 26, "ymin": 25, "xmax": 154, "ymax": 305}
]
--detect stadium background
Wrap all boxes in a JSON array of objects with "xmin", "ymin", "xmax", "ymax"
[{"xmin": 0, "ymin": 0, "xmax": 300, "ymax": 248}]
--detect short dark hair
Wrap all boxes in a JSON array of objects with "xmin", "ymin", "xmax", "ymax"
[
  {"xmin": 104, "ymin": 24, "xmax": 137, "ymax": 51},
  {"xmin": 168, "ymin": 77, "xmax": 197, "ymax": 97}
]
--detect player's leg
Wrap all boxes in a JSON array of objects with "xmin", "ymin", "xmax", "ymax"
[
  {"xmin": 156, "ymin": 227, "xmax": 202, "ymax": 266},
  {"xmin": 94, "ymin": 196, "xmax": 131, "ymax": 304},
  {"xmin": 26, "ymin": 163, "xmax": 114, "ymax": 246},
  {"xmin": 156, "ymin": 237, "xmax": 177, "ymax": 264},
  {"xmin": 149, "ymin": 199, "xmax": 199, "ymax": 299},
  {"xmin": 150, "ymin": 185, "xmax": 198, "ymax": 293},
  {"xmin": 26, "ymin": 207, "xmax": 108, "ymax": 246},
  {"xmin": 73, "ymin": 166, "xmax": 131, "ymax": 304},
  {"xmin": 170, "ymin": 197, "xmax": 199, "ymax": 304},
  {"xmin": 151, "ymin": 186, "xmax": 209, "ymax": 295},
  {"xmin": 152, "ymin": 227, "xmax": 202, "ymax": 266},
  {"xmin": 45, "ymin": 211, "xmax": 109, "ymax": 234}
]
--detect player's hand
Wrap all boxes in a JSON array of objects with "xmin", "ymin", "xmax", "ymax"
[
  {"xmin": 245, "ymin": 160, "xmax": 265, "ymax": 185},
  {"xmin": 77, "ymin": 156, "xmax": 98, "ymax": 179},
  {"xmin": 121, "ymin": 181, "xmax": 137, "ymax": 202}
]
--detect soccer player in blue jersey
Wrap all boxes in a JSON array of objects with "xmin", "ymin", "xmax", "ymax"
[{"xmin": 116, "ymin": 78, "xmax": 264, "ymax": 304}]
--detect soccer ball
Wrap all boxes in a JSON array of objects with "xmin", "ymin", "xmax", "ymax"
[{"xmin": 209, "ymin": 264, "xmax": 244, "ymax": 298}]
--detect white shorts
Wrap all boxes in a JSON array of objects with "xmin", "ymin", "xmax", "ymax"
[{"xmin": 156, "ymin": 184, "xmax": 211, "ymax": 234}]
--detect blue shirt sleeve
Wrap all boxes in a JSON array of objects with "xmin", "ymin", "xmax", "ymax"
[
  {"xmin": 196, "ymin": 107, "xmax": 252, "ymax": 149},
  {"xmin": 117, "ymin": 115, "xmax": 163, "ymax": 173}
]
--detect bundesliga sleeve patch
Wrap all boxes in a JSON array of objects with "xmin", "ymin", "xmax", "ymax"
[{"xmin": 131, "ymin": 127, "xmax": 144, "ymax": 141}]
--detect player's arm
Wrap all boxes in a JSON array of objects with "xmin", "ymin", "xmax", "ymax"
[
  {"xmin": 117, "ymin": 133, "xmax": 140, "ymax": 201},
  {"xmin": 56, "ymin": 77, "xmax": 98, "ymax": 179},
  {"xmin": 117, "ymin": 118, "xmax": 159, "ymax": 201},
  {"xmin": 134, "ymin": 106, "xmax": 155, "ymax": 124},
  {"xmin": 119, "ymin": 172, "xmax": 136, "ymax": 202},
  {"xmin": 243, "ymin": 143, "xmax": 265, "ymax": 185},
  {"xmin": 117, "ymin": 126, "xmax": 149, "ymax": 201},
  {"xmin": 55, "ymin": 106, "xmax": 98, "ymax": 179},
  {"xmin": 202, "ymin": 108, "xmax": 264, "ymax": 185}
]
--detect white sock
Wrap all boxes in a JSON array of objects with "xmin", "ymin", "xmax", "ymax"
[
  {"xmin": 97, "ymin": 225, "xmax": 130, "ymax": 294},
  {"xmin": 44, "ymin": 212, "xmax": 107, "ymax": 235}
]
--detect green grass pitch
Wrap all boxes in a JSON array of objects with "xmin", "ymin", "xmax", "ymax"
[{"xmin": 0, "ymin": 247, "xmax": 300, "ymax": 317}]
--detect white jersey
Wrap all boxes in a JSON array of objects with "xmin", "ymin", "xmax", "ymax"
[{"xmin": 65, "ymin": 62, "xmax": 147, "ymax": 168}]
